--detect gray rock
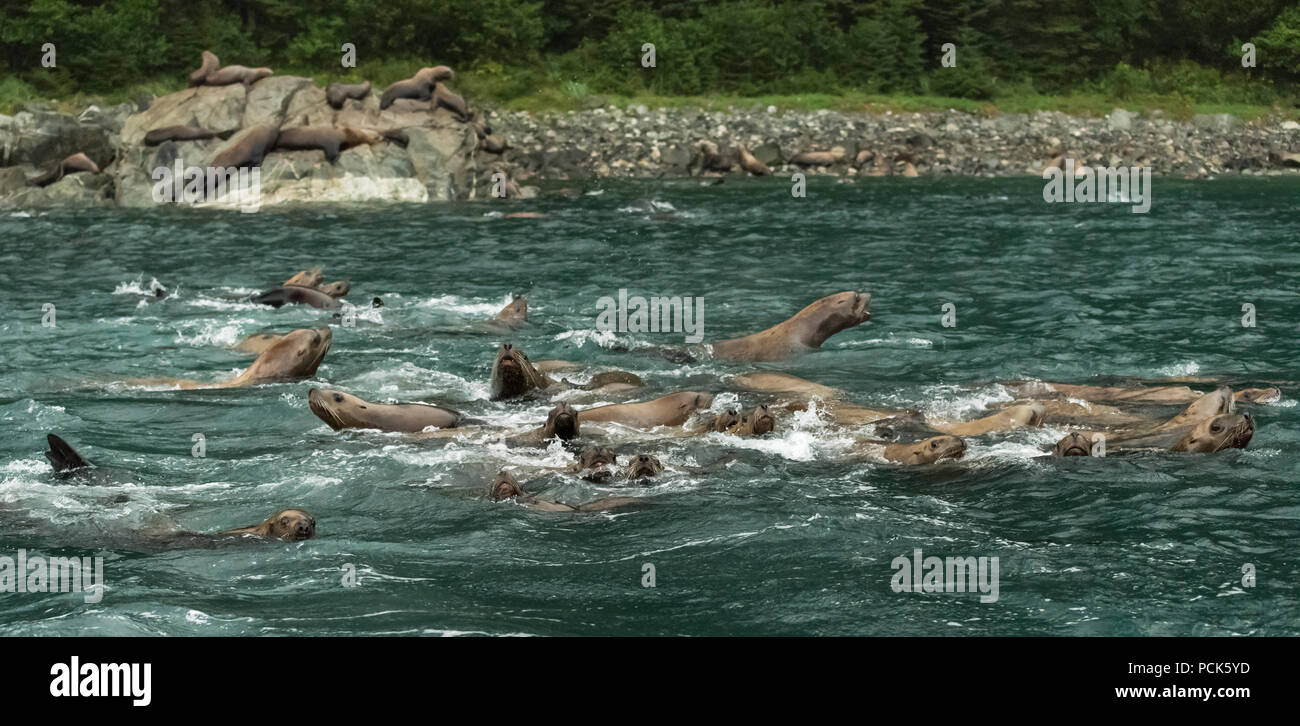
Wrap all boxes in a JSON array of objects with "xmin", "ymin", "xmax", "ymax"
[{"xmin": 1108, "ymin": 108, "xmax": 1134, "ymax": 131}]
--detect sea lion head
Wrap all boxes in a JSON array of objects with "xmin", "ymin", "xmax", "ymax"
[
  {"xmin": 892, "ymin": 435, "xmax": 967, "ymax": 465},
  {"xmin": 243, "ymin": 326, "xmax": 332, "ymax": 381},
  {"xmin": 285, "ymin": 267, "xmax": 324, "ymax": 287},
  {"xmin": 573, "ymin": 446, "xmax": 618, "ymax": 482},
  {"xmin": 319, "ymin": 280, "xmax": 350, "ymax": 297},
  {"xmin": 490, "ymin": 343, "xmax": 545, "ymax": 400},
  {"xmin": 1052, "ymin": 431, "xmax": 1094, "ymax": 457},
  {"xmin": 497, "ymin": 296, "xmax": 527, "ymax": 323},
  {"xmin": 267, "ymin": 509, "xmax": 316, "ymax": 541},
  {"xmin": 308, "ymin": 388, "xmax": 371, "ymax": 430},
  {"xmin": 490, "ymin": 471, "xmax": 525, "ymax": 501},
  {"xmin": 708, "ymin": 408, "xmax": 742, "ymax": 432},
  {"xmin": 803, "ymin": 291, "xmax": 871, "ymax": 347},
  {"xmin": 415, "ymin": 66, "xmax": 454, "ymax": 84},
  {"xmin": 544, "ymin": 402, "xmax": 580, "ymax": 441},
  {"xmin": 1172, "ymin": 413, "xmax": 1254, "ymax": 453},
  {"xmin": 1171, "ymin": 385, "xmax": 1234, "ymax": 425},
  {"xmin": 624, "ymin": 453, "xmax": 664, "ymax": 481},
  {"xmin": 1236, "ymin": 387, "xmax": 1280, "ymax": 404},
  {"xmin": 738, "ymin": 405, "xmax": 776, "ymax": 435}
]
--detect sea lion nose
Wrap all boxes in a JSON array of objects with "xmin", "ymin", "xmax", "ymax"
[
  {"xmin": 639, "ymin": 454, "xmax": 649, "ymax": 462},
  {"xmin": 503, "ymin": 343, "xmax": 512, "ymax": 350}
]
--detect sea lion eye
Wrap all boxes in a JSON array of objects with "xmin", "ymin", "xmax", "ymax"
[
  {"xmin": 931, "ymin": 441, "xmax": 939, "ymax": 448},
  {"xmin": 333, "ymin": 394, "xmax": 344, "ymax": 402},
  {"xmin": 1211, "ymin": 423, "xmax": 1222, "ymax": 432}
]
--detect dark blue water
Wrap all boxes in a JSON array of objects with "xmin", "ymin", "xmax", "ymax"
[{"xmin": 1, "ymin": 176, "xmax": 1297, "ymax": 635}]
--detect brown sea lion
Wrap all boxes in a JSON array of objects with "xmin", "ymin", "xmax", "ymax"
[
  {"xmin": 273, "ymin": 126, "xmax": 382, "ymax": 163},
  {"xmin": 497, "ymin": 296, "xmax": 527, "ymax": 325},
  {"xmin": 710, "ymin": 291, "xmax": 870, "ymax": 362},
  {"xmin": 211, "ymin": 123, "xmax": 279, "ymax": 169},
  {"xmin": 489, "ymin": 471, "xmax": 644, "ymax": 512},
  {"xmin": 876, "ymin": 435, "xmax": 967, "ymax": 465},
  {"xmin": 285, "ymin": 268, "xmax": 325, "ymax": 287},
  {"xmin": 1171, "ymin": 413, "xmax": 1254, "ymax": 453},
  {"xmin": 433, "ymin": 82, "xmax": 469, "ymax": 119},
  {"xmin": 307, "ymin": 388, "xmax": 471, "ymax": 433},
  {"xmin": 233, "ymin": 332, "xmax": 285, "ymax": 355},
  {"xmin": 27, "ymin": 153, "xmax": 99, "ymax": 187},
  {"xmin": 203, "ymin": 65, "xmax": 274, "ymax": 88},
  {"xmin": 489, "ymin": 344, "xmax": 641, "ymax": 400},
  {"xmin": 251, "ymin": 285, "xmax": 341, "ymax": 309},
  {"xmin": 218, "ymin": 509, "xmax": 316, "ymax": 541},
  {"xmin": 735, "ymin": 144, "xmax": 770, "ymax": 175},
  {"xmin": 1103, "ymin": 387, "xmax": 1235, "ymax": 449},
  {"xmin": 326, "ymin": 81, "xmax": 371, "ymax": 109},
  {"xmin": 1052, "ymin": 431, "xmax": 1098, "ymax": 457},
  {"xmin": 319, "ymin": 281, "xmax": 350, "ymax": 298},
  {"xmin": 694, "ymin": 140, "xmax": 732, "ymax": 172},
  {"xmin": 789, "ymin": 147, "xmax": 847, "ymax": 166},
  {"xmin": 144, "ymin": 126, "xmax": 236, "ymax": 146},
  {"xmin": 508, "ymin": 403, "xmax": 581, "ymax": 445},
  {"xmin": 624, "ymin": 453, "xmax": 665, "ymax": 481},
  {"xmin": 129, "ymin": 327, "xmax": 332, "ymax": 390},
  {"xmin": 1003, "ymin": 381, "xmax": 1276, "ymax": 406},
  {"xmin": 578, "ymin": 392, "xmax": 714, "ymax": 428},
  {"xmin": 726, "ymin": 405, "xmax": 776, "ymax": 435},
  {"xmin": 697, "ymin": 408, "xmax": 742, "ymax": 432},
  {"xmin": 379, "ymin": 66, "xmax": 454, "ymax": 109},
  {"xmin": 188, "ymin": 50, "xmax": 220, "ymax": 87},
  {"xmin": 567, "ymin": 446, "xmax": 619, "ymax": 482},
  {"xmin": 931, "ymin": 403, "xmax": 1046, "ymax": 436}
]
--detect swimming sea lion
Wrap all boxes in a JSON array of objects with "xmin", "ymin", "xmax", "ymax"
[
  {"xmin": 508, "ymin": 403, "xmax": 581, "ymax": 445},
  {"xmin": 326, "ymin": 81, "xmax": 371, "ymax": 109},
  {"xmin": 216, "ymin": 327, "xmax": 332, "ymax": 387},
  {"xmin": 1102, "ymin": 387, "xmax": 1234, "ymax": 449},
  {"xmin": 318, "ymin": 280, "xmax": 350, "ymax": 298},
  {"xmin": 251, "ymin": 285, "xmax": 342, "ymax": 309},
  {"xmin": 568, "ymin": 446, "xmax": 619, "ymax": 482},
  {"xmin": 285, "ymin": 268, "xmax": 325, "ymax": 287},
  {"xmin": 1003, "ymin": 381, "xmax": 1276, "ymax": 406},
  {"xmin": 273, "ymin": 126, "xmax": 382, "ymax": 163},
  {"xmin": 789, "ymin": 147, "xmax": 847, "ymax": 166},
  {"xmin": 931, "ymin": 403, "xmax": 1046, "ymax": 436},
  {"xmin": 578, "ymin": 392, "xmax": 714, "ymax": 428},
  {"xmin": 307, "ymin": 388, "xmax": 471, "ymax": 433},
  {"xmin": 1170, "ymin": 413, "xmax": 1254, "ymax": 453},
  {"xmin": 218, "ymin": 509, "xmax": 316, "ymax": 541},
  {"xmin": 697, "ymin": 408, "xmax": 742, "ymax": 432},
  {"xmin": 144, "ymin": 126, "xmax": 236, "ymax": 146},
  {"xmin": 233, "ymin": 332, "xmax": 285, "ymax": 355},
  {"xmin": 188, "ymin": 50, "xmax": 219, "ymax": 86},
  {"xmin": 379, "ymin": 66, "xmax": 454, "ymax": 109},
  {"xmin": 27, "ymin": 153, "xmax": 99, "ymax": 187},
  {"xmin": 735, "ymin": 144, "xmax": 770, "ymax": 175},
  {"xmin": 623, "ymin": 453, "xmax": 665, "ymax": 482},
  {"xmin": 710, "ymin": 291, "xmax": 870, "ymax": 362},
  {"xmin": 497, "ymin": 296, "xmax": 527, "ymax": 325},
  {"xmin": 1052, "ymin": 431, "xmax": 1097, "ymax": 457},
  {"xmin": 489, "ymin": 471, "xmax": 644, "ymax": 512},
  {"xmin": 489, "ymin": 344, "xmax": 641, "ymax": 400},
  {"xmin": 726, "ymin": 405, "xmax": 776, "ymax": 435},
  {"xmin": 203, "ymin": 65, "xmax": 274, "ymax": 88},
  {"xmin": 211, "ymin": 123, "xmax": 279, "ymax": 169},
  {"xmin": 875, "ymin": 435, "xmax": 967, "ymax": 465}
]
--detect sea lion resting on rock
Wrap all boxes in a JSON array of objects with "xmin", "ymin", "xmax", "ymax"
[
  {"xmin": 326, "ymin": 81, "xmax": 371, "ymax": 109},
  {"xmin": 203, "ymin": 64, "xmax": 274, "ymax": 88},
  {"xmin": 188, "ymin": 50, "xmax": 220, "ymax": 86},
  {"xmin": 273, "ymin": 125, "xmax": 383, "ymax": 163},
  {"xmin": 433, "ymin": 82, "xmax": 469, "ymax": 120},
  {"xmin": 710, "ymin": 291, "xmax": 870, "ymax": 362},
  {"xmin": 211, "ymin": 123, "xmax": 279, "ymax": 169},
  {"xmin": 144, "ymin": 126, "xmax": 236, "ymax": 146},
  {"xmin": 735, "ymin": 144, "xmax": 770, "ymax": 175},
  {"xmin": 27, "ymin": 153, "xmax": 99, "ymax": 187},
  {"xmin": 251, "ymin": 285, "xmax": 341, "ymax": 309},
  {"xmin": 380, "ymin": 66, "xmax": 454, "ymax": 109},
  {"xmin": 489, "ymin": 471, "xmax": 645, "ymax": 512},
  {"xmin": 790, "ymin": 147, "xmax": 847, "ymax": 166},
  {"xmin": 578, "ymin": 392, "xmax": 715, "ymax": 429},
  {"xmin": 308, "ymin": 388, "xmax": 474, "ymax": 432},
  {"xmin": 489, "ymin": 344, "xmax": 642, "ymax": 401},
  {"xmin": 130, "ymin": 327, "xmax": 331, "ymax": 389}
]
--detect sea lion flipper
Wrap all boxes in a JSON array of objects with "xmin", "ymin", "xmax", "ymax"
[{"xmin": 45, "ymin": 434, "xmax": 93, "ymax": 473}]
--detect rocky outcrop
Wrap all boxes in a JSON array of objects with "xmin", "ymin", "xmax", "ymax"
[{"xmin": 2, "ymin": 75, "xmax": 486, "ymax": 209}]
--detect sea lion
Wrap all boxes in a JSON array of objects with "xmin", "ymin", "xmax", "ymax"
[
  {"xmin": 285, "ymin": 268, "xmax": 324, "ymax": 287},
  {"xmin": 27, "ymin": 153, "xmax": 99, "ymax": 187},
  {"xmin": 42, "ymin": 434, "xmax": 115, "ymax": 485},
  {"xmin": 726, "ymin": 405, "xmax": 776, "ymax": 435},
  {"xmin": 135, "ymin": 327, "xmax": 330, "ymax": 388},
  {"xmin": 218, "ymin": 509, "xmax": 315, "ymax": 541},
  {"xmin": 1003, "ymin": 380, "xmax": 1276, "ymax": 406},
  {"xmin": 233, "ymin": 332, "xmax": 285, "ymax": 355},
  {"xmin": 1052, "ymin": 431, "xmax": 1097, "ymax": 457},
  {"xmin": 251, "ymin": 285, "xmax": 342, "ymax": 309},
  {"xmin": 326, "ymin": 81, "xmax": 371, "ymax": 109},
  {"xmin": 1101, "ymin": 387, "xmax": 1235, "ymax": 449},
  {"xmin": 319, "ymin": 280, "xmax": 350, "ymax": 298},
  {"xmin": 379, "ymin": 66, "xmax": 454, "ymax": 109},
  {"xmin": 433, "ymin": 82, "xmax": 469, "ymax": 119},
  {"xmin": 931, "ymin": 403, "xmax": 1046, "ymax": 436},
  {"xmin": 203, "ymin": 65, "xmax": 274, "ymax": 88},
  {"xmin": 1170, "ymin": 413, "xmax": 1254, "ymax": 453},
  {"xmin": 735, "ymin": 144, "xmax": 770, "ymax": 175},
  {"xmin": 188, "ymin": 50, "xmax": 219, "ymax": 86},
  {"xmin": 273, "ymin": 126, "xmax": 382, "ymax": 163},
  {"xmin": 307, "ymin": 388, "xmax": 471, "ymax": 432},
  {"xmin": 381, "ymin": 129, "xmax": 410, "ymax": 147},
  {"xmin": 694, "ymin": 140, "xmax": 732, "ymax": 173},
  {"xmin": 697, "ymin": 408, "xmax": 742, "ymax": 432},
  {"xmin": 144, "ymin": 126, "xmax": 236, "ymax": 146},
  {"xmin": 488, "ymin": 471, "xmax": 644, "ymax": 512},
  {"xmin": 497, "ymin": 296, "xmax": 527, "ymax": 325},
  {"xmin": 578, "ymin": 392, "xmax": 714, "ymax": 428},
  {"xmin": 876, "ymin": 435, "xmax": 967, "ymax": 465},
  {"xmin": 211, "ymin": 123, "xmax": 279, "ymax": 169},
  {"xmin": 567, "ymin": 446, "xmax": 619, "ymax": 482},
  {"xmin": 508, "ymin": 403, "xmax": 581, "ymax": 445},
  {"xmin": 489, "ymin": 344, "xmax": 641, "ymax": 400},
  {"xmin": 789, "ymin": 147, "xmax": 847, "ymax": 166},
  {"xmin": 623, "ymin": 453, "xmax": 665, "ymax": 482},
  {"xmin": 710, "ymin": 291, "xmax": 870, "ymax": 362}
]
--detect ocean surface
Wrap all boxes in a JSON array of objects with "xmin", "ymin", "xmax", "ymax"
[{"xmin": 1, "ymin": 176, "xmax": 1297, "ymax": 636}]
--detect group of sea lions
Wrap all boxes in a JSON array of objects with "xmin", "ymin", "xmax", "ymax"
[{"xmin": 37, "ymin": 268, "xmax": 1278, "ymax": 545}]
